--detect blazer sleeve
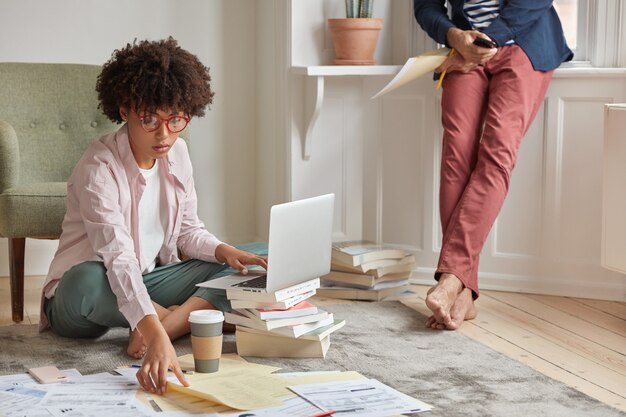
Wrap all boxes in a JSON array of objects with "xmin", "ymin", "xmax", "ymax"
[
  {"xmin": 413, "ymin": 0, "xmax": 455, "ymax": 46},
  {"xmin": 482, "ymin": 0, "xmax": 556, "ymax": 46},
  {"xmin": 76, "ymin": 160, "xmax": 156, "ymax": 330}
]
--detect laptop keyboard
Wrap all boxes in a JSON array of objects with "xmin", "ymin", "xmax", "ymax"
[{"xmin": 230, "ymin": 275, "xmax": 267, "ymax": 288}]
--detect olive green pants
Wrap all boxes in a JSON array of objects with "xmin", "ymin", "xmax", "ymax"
[{"xmin": 45, "ymin": 242, "xmax": 267, "ymax": 338}]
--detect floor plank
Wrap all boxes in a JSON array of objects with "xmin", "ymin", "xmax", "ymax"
[
  {"xmin": 0, "ymin": 275, "xmax": 46, "ymax": 326},
  {"xmin": 575, "ymin": 298, "xmax": 626, "ymax": 320},
  {"xmin": 0, "ymin": 282, "xmax": 12, "ymax": 326},
  {"xmin": 526, "ymin": 293, "xmax": 626, "ymax": 337},
  {"xmin": 477, "ymin": 293, "xmax": 626, "ymax": 379},
  {"xmin": 485, "ymin": 291, "xmax": 626, "ymax": 358}
]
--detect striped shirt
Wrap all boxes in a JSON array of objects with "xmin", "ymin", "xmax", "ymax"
[{"xmin": 464, "ymin": 0, "xmax": 500, "ymax": 29}]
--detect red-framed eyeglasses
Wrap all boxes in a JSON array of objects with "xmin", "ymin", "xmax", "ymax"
[{"xmin": 138, "ymin": 113, "xmax": 191, "ymax": 133}]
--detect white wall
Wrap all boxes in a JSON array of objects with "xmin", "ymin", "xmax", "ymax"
[{"xmin": 0, "ymin": 0, "xmax": 258, "ymax": 276}]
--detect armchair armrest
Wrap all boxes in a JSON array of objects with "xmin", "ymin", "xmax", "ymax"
[{"xmin": 0, "ymin": 120, "xmax": 19, "ymax": 194}]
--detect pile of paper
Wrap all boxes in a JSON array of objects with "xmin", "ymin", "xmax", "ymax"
[
  {"xmin": 0, "ymin": 355, "xmax": 433, "ymax": 416},
  {"xmin": 0, "ymin": 369, "xmax": 153, "ymax": 417},
  {"xmin": 166, "ymin": 354, "xmax": 433, "ymax": 416}
]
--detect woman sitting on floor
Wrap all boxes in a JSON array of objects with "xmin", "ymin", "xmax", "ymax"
[{"xmin": 39, "ymin": 37, "xmax": 267, "ymax": 395}]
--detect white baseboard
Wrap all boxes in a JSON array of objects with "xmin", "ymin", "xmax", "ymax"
[
  {"xmin": 0, "ymin": 238, "xmax": 58, "ymax": 277},
  {"xmin": 411, "ymin": 268, "xmax": 626, "ymax": 302}
]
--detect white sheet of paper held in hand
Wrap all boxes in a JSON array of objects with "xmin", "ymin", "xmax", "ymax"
[
  {"xmin": 370, "ymin": 47, "xmax": 450, "ymax": 99},
  {"xmin": 288, "ymin": 378, "xmax": 433, "ymax": 417}
]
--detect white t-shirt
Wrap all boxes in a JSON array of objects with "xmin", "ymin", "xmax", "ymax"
[{"xmin": 138, "ymin": 160, "xmax": 167, "ymax": 273}]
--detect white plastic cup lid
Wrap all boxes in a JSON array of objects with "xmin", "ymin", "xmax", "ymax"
[{"xmin": 188, "ymin": 310, "xmax": 224, "ymax": 324}]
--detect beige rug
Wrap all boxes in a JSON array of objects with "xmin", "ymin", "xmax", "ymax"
[{"xmin": 1, "ymin": 301, "xmax": 623, "ymax": 417}]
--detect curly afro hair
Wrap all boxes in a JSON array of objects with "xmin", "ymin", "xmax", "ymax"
[{"xmin": 96, "ymin": 37, "xmax": 214, "ymax": 123}]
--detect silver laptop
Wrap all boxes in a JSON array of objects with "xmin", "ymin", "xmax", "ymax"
[{"xmin": 198, "ymin": 193, "xmax": 335, "ymax": 293}]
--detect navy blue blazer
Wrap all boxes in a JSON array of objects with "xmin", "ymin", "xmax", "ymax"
[{"xmin": 413, "ymin": 0, "xmax": 573, "ymax": 71}]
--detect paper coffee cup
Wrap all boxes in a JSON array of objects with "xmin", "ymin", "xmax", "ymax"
[{"xmin": 189, "ymin": 310, "xmax": 224, "ymax": 373}]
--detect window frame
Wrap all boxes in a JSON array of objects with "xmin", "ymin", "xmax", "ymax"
[{"xmin": 582, "ymin": 0, "xmax": 624, "ymax": 68}]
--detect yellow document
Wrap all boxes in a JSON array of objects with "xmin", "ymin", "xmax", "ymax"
[
  {"xmin": 167, "ymin": 355, "xmax": 284, "ymax": 410},
  {"xmin": 137, "ymin": 389, "xmax": 233, "ymax": 414},
  {"xmin": 371, "ymin": 47, "xmax": 450, "ymax": 99},
  {"xmin": 275, "ymin": 370, "xmax": 366, "ymax": 397}
]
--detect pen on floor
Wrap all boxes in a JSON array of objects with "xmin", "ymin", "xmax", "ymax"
[
  {"xmin": 130, "ymin": 364, "xmax": 194, "ymax": 375},
  {"xmin": 310, "ymin": 411, "xmax": 336, "ymax": 417},
  {"xmin": 436, "ymin": 48, "xmax": 456, "ymax": 90}
]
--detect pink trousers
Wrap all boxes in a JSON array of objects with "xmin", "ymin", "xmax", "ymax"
[{"xmin": 437, "ymin": 45, "xmax": 553, "ymax": 298}]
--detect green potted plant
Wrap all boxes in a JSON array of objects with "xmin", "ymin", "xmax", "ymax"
[{"xmin": 328, "ymin": 0, "xmax": 383, "ymax": 65}]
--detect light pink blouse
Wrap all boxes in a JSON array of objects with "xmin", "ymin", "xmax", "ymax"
[{"xmin": 39, "ymin": 125, "xmax": 223, "ymax": 331}]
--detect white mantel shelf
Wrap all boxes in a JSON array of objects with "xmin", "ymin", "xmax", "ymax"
[
  {"xmin": 292, "ymin": 65, "xmax": 402, "ymax": 76},
  {"xmin": 292, "ymin": 65, "xmax": 402, "ymax": 160}
]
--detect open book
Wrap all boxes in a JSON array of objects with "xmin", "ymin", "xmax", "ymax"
[{"xmin": 371, "ymin": 47, "xmax": 450, "ymax": 99}]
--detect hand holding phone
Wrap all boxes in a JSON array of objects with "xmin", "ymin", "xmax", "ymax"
[{"xmin": 473, "ymin": 37, "xmax": 497, "ymax": 49}]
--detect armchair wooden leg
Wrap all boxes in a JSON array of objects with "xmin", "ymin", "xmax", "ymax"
[{"xmin": 9, "ymin": 237, "xmax": 25, "ymax": 323}]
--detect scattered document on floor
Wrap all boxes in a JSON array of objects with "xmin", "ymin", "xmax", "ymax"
[
  {"xmin": 39, "ymin": 373, "xmax": 138, "ymax": 408},
  {"xmin": 45, "ymin": 404, "xmax": 154, "ymax": 417},
  {"xmin": 288, "ymin": 378, "xmax": 433, "ymax": 416},
  {"xmin": 0, "ymin": 369, "xmax": 156, "ymax": 417},
  {"xmin": 219, "ymin": 395, "xmax": 325, "ymax": 417},
  {"xmin": 167, "ymin": 356, "xmax": 285, "ymax": 410},
  {"xmin": 0, "ymin": 358, "xmax": 433, "ymax": 417},
  {"xmin": 371, "ymin": 47, "xmax": 450, "ymax": 99},
  {"xmin": 0, "ymin": 383, "xmax": 47, "ymax": 415}
]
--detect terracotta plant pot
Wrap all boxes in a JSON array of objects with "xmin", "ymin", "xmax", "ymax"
[{"xmin": 328, "ymin": 18, "xmax": 383, "ymax": 65}]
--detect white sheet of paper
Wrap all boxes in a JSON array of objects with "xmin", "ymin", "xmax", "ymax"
[
  {"xmin": 39, "ymin": 374, "xmax": 138, "ymax": 408},
  {"xmin": 0, "ymin": 382, "xmax": 49, "ymax": 415},
  {"xmin": 288, "ymin": 378, "xmax": 432, "ymax": 417},
  {"xmin": 370, "ymin": 48, "xmax": 450, "ymax": 99},
  {"xmin": 218, "ymin": 395, "xmax": 324, "ymax": 417},
  {"xmin": 45, "ymin": 402, "xmax": 154, "ymax": 417}
]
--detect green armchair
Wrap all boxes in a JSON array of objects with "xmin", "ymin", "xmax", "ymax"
[{"xmin": 0, "ymin": 63, "xmax": 117, "ymax": 322}]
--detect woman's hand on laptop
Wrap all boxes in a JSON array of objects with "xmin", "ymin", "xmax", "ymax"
[{"xmin": 215, "ymin": 244, "xmax": 268, "ymax": 275}]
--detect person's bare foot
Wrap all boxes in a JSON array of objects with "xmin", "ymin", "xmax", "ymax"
[
  {"xmin": 127, "ymin": 329, "xmax": 147, "ymax": 359},
  {"xmin": 425, "ymin": 287, "xmax": 476, "ymax": 330},
  {"xmin": 425, "ymin": 273, "xmax": 463, "ymax": 328},
  {"xmin": 446, "ymin": 288, "xmax": 476, "ymax": 329}
]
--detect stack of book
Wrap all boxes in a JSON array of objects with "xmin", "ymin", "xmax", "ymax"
[
  {"xmin": 318, "ymin": 240, "xmax": 415, "ymax": 301},
  {"xmin": 225, "ymin": 278, "xmax": 345, "ymax": 358}
]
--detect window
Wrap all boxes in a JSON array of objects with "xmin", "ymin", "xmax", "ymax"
[
  {"xmin": 553, "ymin": 0, "xmax": 578, "ymax": 50},
  {"xmin": 554, "ymin": 0, "xmax": 591, "ymax": 63},
  {"xmin": 554, "ymin": 0, "xmax": 626, "ymax": 67}
]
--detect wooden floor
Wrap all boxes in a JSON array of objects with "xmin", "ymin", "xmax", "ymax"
[{"xmin": 1, "ymin": 276, "xmax": 625, "ymax": 412}]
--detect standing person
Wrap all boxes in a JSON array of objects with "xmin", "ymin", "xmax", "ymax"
[
  {"xmin": 39, "ymin": 37, "xmax": 268, "ymax": 394},
  {"xmin": 413, "ymin": 1, "xmax": 572, "ymax": 330}
]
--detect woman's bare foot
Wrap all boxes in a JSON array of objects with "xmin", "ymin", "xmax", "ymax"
[
  {"xmin": 425, "ymin": 273, "xmax": 463, "ymax": 328},
  {"xmin": 425, "ymin": 288, "xmax": 476, "ymax": 330},
  {"xmin": 127, "ymin": 329, "xmax": 147, "ymax": 359}
]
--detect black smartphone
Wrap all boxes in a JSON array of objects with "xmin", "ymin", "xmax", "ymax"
[{"xmin": 473, "ymin": 37, "xmax": 497, "ymax": 49}]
